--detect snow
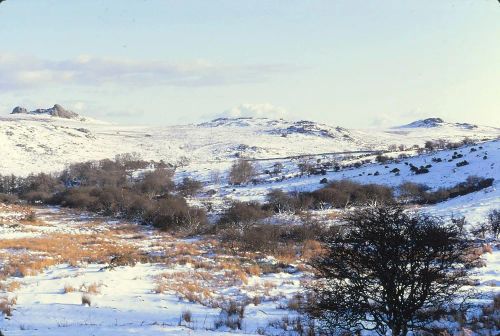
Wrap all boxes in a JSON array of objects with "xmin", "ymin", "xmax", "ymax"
[
  {"xmin": 224, "ymin": 139, "xmax": 499, "ymax": 204},
  {"xmin": 0, "ymin": 115, "xmax": 499, "ymax": 335},
  {"xmin": 0, "ymin": 115, "xmax": 498, "ymax": 176}
]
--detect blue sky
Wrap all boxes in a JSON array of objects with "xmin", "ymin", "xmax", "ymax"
[{"xmin": 0, "ymin": 0, "xmax": 498, "ymax": 127}]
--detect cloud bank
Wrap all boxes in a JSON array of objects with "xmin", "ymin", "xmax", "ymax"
[
  {"xmin": 220, "ymin": 103, "xmax": 287, "ymax": 119},
  {"xmin": 0, "ymin": 53, "xmax": 297, "ymax": 90}
]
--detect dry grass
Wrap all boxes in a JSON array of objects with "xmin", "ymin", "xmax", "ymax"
[
  {"xmin": 301, "ymin": 239, "xmax": 326, "ymax": 261},
  {"xmin": 6, "ymin": 281, "xmax": 21, "ymax": 292},
  {"xmin": 0, "ymin": 296, "xmax": 17, "ymax": 316},
  {"xmin": 0, "ymin": 231, "xmax": 141, "ymax": 278},
  {"xmin": 81, "ymin": 282, "xmax": 102, "ymax": 294},
  {"xmin": 481, "ymin": 244, "xmax": 493, "ymax": 254},
  {"xmin": 63, "ymin": 284, "xmax": 76, "ymax": 293},
  {"xmin": 0, "ymin": 280, "xmax": 22, "ymax": 292},
  {"xmin": 0, "ymin": 204, "xmax": 310, "ymax": 319},
  {"xmin": 246, "ymin": 264, "xmax": 261, "ymax": 276}
]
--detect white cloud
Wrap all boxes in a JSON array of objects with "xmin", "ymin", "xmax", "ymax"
[
  {"xmin": 220, "ymin": 103, "xmax": 287, "ymax": 119},
  {"xmin": 0, "ymin": 53, "xmax": 299, "ymax": 90}
]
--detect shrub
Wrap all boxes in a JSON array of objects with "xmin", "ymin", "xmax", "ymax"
[
  {"xmin": 375, "ymin": 155, "xmax": 390, "ymax": 163},
  {"xmin": 136, "ymin": 168, "xmax": 175, "ymax": 197},
  {"xmin": 0, "ymin": 296, "xmax": 16, "ymax": 316},
  {"xmin": 228, "ymin": 159, "xmax": 256, "ymax": 185},
  {"xmin": 0, "ymin": 157, "xmax": 210, "ymax": 233},
  {"xmin": 266, "ymin": 189, "xmax": 299, "ymax": 213},
  {"xmin": 310, "ymin": 180, "xmax": 394, "ymax": 208},
  {"xmin": 0, "ymin": 193, "xmax": 19, "ymax": 204},
  {"xmin": 148, "ymin": 196, "xmax": 207, "ymax": 232},
  {"xmin": 219, "ymin": 201, "xmax": 270, "ymax": 225},
  {"xmin": 63, "ymin": 284, "xmax": 76, "ymax": 293},
  {"xmin": 177, "ymin": 177, "xmax": 203, "ymax": 196},
  {"xmin": 398, "ymin": 182, "xmax": 430, "ymax": 203},
  {"xmin": 403, "ymin": 177, "xmax": 494, "ymax": 205}
]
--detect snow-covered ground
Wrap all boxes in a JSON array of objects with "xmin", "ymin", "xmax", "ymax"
[
  {"xmin": 0, "ymin": 207, "xmax": 308, "ymax": 335},
  {"xmin": 0, "ymin": 113, "xmax": 498, "ymax": 176},
  {"xmin": 223, "ymin": 139, "xmax": 499, "ymax": 204},
  {"xmin": 0, "ymin": 114, "xmax": 499, "ymax": 335}
]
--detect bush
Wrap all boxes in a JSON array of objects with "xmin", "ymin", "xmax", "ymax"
[
  {"xmin": 310, "ymin": 180, "xmax": 394, "ymax": 208},
  {"xmin": 0, "ymin": 157, "xmax": 206, "ymax": 234},
  {"xmin": 219, "ymin": 221, "xmax": 329, "ymax": 256},
  {"xmin": 219, "ymin": 201, "xmax": 270, "ymax": 225},
  {"xmin": 177, "ymin": 177, "xmax": 203, "ymax": 196},
  {"xmin": 266, "ymin": 189, "xmax": 310, "ymax": 213},
  {"xmin": 375, "ymin": 155, "xmax": 390, "ymax": 163},
  {"xmin": 148, "ymin": 196, "xmax": 207, "ymax": 232},
  {"xmin": 81, "ymin": 294, "xmax": 92, "ymax": 306},
  {"xmin": 0, "ymin": 193, "xmax": 19, "ymax": 204},
  {"xmin": 136, "ymin": 168, "xmax": 175, "ymax": 197},
  {"xmin": 398, "ymin": 182, "xmax": 430, "ymax": 203},
  {"xmin": 228, "ymin": 159, "xmax": 256, "ymax": 185}
]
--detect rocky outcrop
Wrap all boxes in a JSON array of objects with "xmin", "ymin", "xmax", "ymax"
[
  {"xmin": 11, "ymin": 106, "xmax": 28, "ymax": 115},
  {"xmin": 11, "ymin": 104, "xmax": 79, "ymax": 119}
]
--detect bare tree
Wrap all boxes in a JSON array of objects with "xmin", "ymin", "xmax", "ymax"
[{"xmin": 308, "ymin": 205, "xmax": 474, "ymax": 336}]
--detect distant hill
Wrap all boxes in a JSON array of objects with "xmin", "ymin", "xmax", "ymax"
[
  {"xmin": 397, "ymin": 117, "xmax": 478, "ymax": 130},
  {"xmin": 11, "ymin": 104, "xmax": 80, "ymax": 120},
  {"xmin": 0, "ymin": 112, "xmax": 498, "ymax": 175}
]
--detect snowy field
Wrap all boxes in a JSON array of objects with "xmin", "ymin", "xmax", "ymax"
[
  {"xmin": 0, "ymin": 114, "xmax": 498, "ymax": 176},
  {"xmin": 0, "ymin": 115, "xmax": 499, "ymax": 335},
  {"xmin": 0, "ymin": 207, "xmax": 309, "ymax": 335}
]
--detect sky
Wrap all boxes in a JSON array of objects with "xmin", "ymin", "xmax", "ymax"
[{"xmin": 0, "ymin": 0, "xmax": 499, "ymax": 128}]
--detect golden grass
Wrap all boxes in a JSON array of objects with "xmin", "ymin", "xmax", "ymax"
[
  {"xmin": 246, "ymin": 264, "xmax": 261, "ymax": 276},
  {"xmin": 0, "ymin": 231, "xmax": 140, "ymax": 278},
  {"xmin": 301, "ymin": 239, "xmax": 327, "ymax": 261},
  {"xmin": 0, "ymin": 296, "xmax": 17, "ymax": 316},
  {"xmin": 0, "ymin": 280, "xmax": 22, "ymax": 292},
  {"xmin": 81, "ymin": 282, "xmax": 102, "ymax": 294},
  {"xmin": 63, "ymin": 284, "xmax": 76, "ymax": 293}
]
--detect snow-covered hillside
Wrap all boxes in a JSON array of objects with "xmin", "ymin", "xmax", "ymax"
[
  {"xmin": 0, "ymin": 109, "xmax": 498, "ymax": 176},
  {"xmin": 0, "ymin": 110, "xmax": 499, "ymax": 335}
]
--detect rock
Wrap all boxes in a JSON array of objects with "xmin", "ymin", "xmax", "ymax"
[
  {"xmin": 11, "ymin": 106, "xmax": 28, "ymax": 114},
  {"xmin": 11, "ymin": 104, "xmax": 80, "ymax": 119}
]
